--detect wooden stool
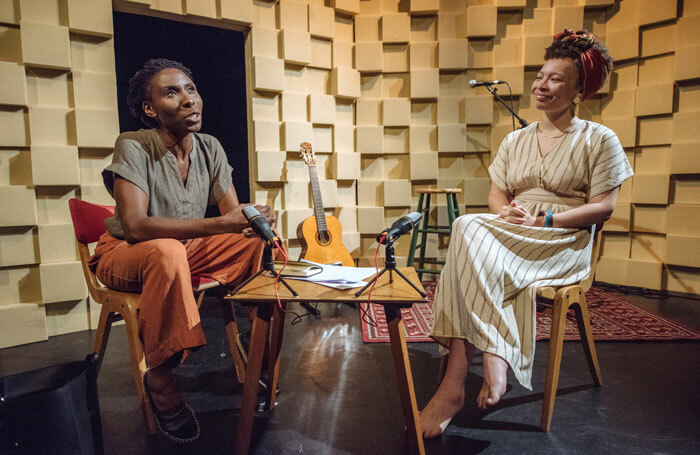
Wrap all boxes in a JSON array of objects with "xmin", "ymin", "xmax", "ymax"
[{"xmin": 407, "ymin": 188, "xmax": 462, "ymax": 281}]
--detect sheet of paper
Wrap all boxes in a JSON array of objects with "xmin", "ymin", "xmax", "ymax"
[
  {"xmin": 276, "ymin": 259, "xmax": 381, "ymax": 289},
  {"xmin": 308, "ymin": 280, "xmax": 369, "ymax": 290},
  {"xmin": 283, "ymin": 259, "xmax": 377, "ymax": 287}
]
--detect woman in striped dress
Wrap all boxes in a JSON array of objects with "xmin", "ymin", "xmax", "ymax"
[{"xmin": 421, "ymin": 30, "xmax": 633, "ymax": 438}]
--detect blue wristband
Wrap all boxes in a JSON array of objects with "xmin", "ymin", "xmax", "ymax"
[{"xmin": 545, "ymin": 210, "xmax": 553, "ymax": 228}]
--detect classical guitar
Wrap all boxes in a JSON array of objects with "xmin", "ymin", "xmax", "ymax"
[{"xmin": 297, "ymin": 142, "xmax": 355, "ymax": 266}]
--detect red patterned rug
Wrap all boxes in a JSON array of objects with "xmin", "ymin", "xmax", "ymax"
[{"xmin": 360, "ymin": 282, "xmax": 700, "ymax": 343}]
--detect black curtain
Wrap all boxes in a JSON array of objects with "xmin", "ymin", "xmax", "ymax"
[{"xmin": 112, "ymin": 11, "xmax": 250, "ymax": 204}]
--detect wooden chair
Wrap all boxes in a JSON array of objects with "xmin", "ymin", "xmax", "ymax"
[
  {"xmin": 436, "ymin": 225, "xmax": 604, "ymax": 432},
  {"xmin": 68, "ymin": 198, "xmax": 248, "ymax": 434},
  {"xmin": 536, "ymin": 226, "xmax": 603, "ymax": 431}
]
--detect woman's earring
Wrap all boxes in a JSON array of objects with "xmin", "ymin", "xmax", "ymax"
[{"xmin": 573, "ymin": 95, "xmax": 582, "ymax": 105}]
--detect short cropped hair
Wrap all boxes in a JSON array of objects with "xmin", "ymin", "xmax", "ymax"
[{"xmin": 126, "ymin": 58, "xmax": 194, "ymax": 128}]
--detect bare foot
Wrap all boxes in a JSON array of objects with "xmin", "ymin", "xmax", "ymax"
[
  {"xmin": 147, "ymin": 366, "xmax": 183, "ymax": 412},
  {"xmin": 420, "ymin": 385, "xmax": 465, "ymax": 438},
  {"xmin": 476, "ymin": 353, "xmax": 508, "ymax": 409}
]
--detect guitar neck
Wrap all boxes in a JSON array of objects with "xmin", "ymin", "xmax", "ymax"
[{"xmin": 307, "ymin": 164, "xmax": 328, "ymax": 233}]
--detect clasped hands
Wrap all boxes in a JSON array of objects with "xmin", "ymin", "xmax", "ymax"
[{"xmin": 498, "ymin": 201, "xmax": 537, "ymax": 226}]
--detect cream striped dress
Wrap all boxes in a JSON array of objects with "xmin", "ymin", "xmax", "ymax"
[{"xmin": 431, "ymin": 119, "xmax": 633, "ymax": 389}]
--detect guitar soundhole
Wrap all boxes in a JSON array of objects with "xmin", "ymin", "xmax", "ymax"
[{"xmin": 317, "ymin": 230, "xmax": 331, "ymax": 245}]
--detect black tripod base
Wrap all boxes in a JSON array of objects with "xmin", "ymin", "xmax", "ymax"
[
  {"xmin": 230, "ymin": 268, "xmax": 299, "ymax": 297},
  {"xmin": 229, "ymin": 243, "xmax": 299, "ymax": 297},
  {"xmin": 301, "ymin": 302, "xmax": 321, "ymax": 318},
  {"xmin": 354, "ymin": 267, "xmax": 426, "ymax": 299}
]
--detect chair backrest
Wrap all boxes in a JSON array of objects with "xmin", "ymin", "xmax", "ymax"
[
  {"xmin": 68, "ymin": 199, "xmax": 115, "ymax": 300},
  {"xmin": 579, "ymin": 223, "xmax": 604, "ymax": 292},
  {"xmin": 68, "ymin": 198, "xmax": 114, "ymax": 245}
]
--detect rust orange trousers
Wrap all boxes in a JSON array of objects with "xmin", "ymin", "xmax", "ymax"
[{"xmin": 89, "ymin": 232, "xmax": 264, "ymax": 368}]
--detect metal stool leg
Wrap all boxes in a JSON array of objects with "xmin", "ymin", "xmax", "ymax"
[
  {"xmin": 446, "ymin": 192, "xmax": 455, "ymax": 229},
  {"xmin": 407, "ymin": 193, "xmax": 424, "ymax": 267},
  {"xmin": 411, "ymin": 190, "xmax": 461, "ymax": 280},
  {"xmin": 451, "ymin": 193, "xmax": 460, "ymax": 224},
  {"xmin": 417, "ymin": 194, "xmax": 431, "ymax": 281}
]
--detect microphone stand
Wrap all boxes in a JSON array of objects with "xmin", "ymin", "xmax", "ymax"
[
  {"xmin": 229, "ymin": 241, "xmax": 298, "ymax": 297},
  {"xmin": 354, "ymin": 240, "xmax": 426, "ymax": 298},
  {"xmin": 486, "ymin": 85, "xmax": 529, "ymax": 129}
]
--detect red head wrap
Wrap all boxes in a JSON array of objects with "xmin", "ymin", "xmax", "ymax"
[{"xmin": 553, "ymin": 29, "xmax": 610, "ymax": 100}]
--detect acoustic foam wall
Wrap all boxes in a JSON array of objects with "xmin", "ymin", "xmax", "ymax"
[
  {"xmin": 0, "ymin": 0, "xmax": 698, "ymax": 348},
  {"xmin": 0, "ymin": 0, "xmax": 116, "ymax": 347}
]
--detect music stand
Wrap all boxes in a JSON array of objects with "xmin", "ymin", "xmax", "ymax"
[{"xmin": 354, "ymin": 241, "xmax": 426, "ymax": 298}]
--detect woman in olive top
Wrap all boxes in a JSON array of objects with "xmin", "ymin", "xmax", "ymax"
[{"xmin": 90, "ymin": 58, "xmax": 274, "ymax": 442}]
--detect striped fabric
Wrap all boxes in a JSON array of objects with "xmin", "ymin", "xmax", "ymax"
[
  {"xmin": 431, "ymin": 120, "xmax": 633, "ymax": 389},
  {"xmin": 490, "ymin": 120, "xmax": 632, "ymax": 216}
]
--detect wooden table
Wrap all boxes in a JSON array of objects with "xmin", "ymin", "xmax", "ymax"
[{"xmin": 225, "ymin": 267, "xmax": 427, "ymax": 455}]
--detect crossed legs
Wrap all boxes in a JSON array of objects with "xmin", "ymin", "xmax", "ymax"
[
  {"xmin": 420, "ymin": 338, "xmax": 509, "ymax": 438},
  {"xmin": 92, "ymin": 232, "xmax": 264, "ymax": 413}
]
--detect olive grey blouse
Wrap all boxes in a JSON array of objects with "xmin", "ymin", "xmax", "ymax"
[{"xmin": 102, "ymin": 128, "xmax": 233, "ymax": 240}]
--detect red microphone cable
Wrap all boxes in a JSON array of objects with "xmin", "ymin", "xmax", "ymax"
[
  {"xmin": 359, "ymin": 235, "xmax": 383, "ymax": 328},
  {"xmin": 271, "ymin": 238, "xmax": 303, "ymax": 323}
]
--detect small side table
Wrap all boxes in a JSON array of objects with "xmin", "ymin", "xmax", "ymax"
[
  {"xmin": 407, "ymin": 188, "xmax": 462, "ymax": 280},
  {"xmin": 225, "ymin": 268, "xmax": 428, "ymax": 455}
]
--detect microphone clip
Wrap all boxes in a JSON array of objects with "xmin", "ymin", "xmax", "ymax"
[{"xmin": 376, "ymin": 230, "xmax": 394, "ymax": 245}]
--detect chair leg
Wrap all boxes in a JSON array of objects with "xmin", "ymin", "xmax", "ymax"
[
  {"xmin": 118, "ymin": 296, "xmax": 156, "ymax": 435},
  {"xmin": 407, "ymin": 193, "xmax": 424, "ymax": 267},
  {"xmin": 417, "ymin": 195, "xmax": 432, "ymax": 281},
  {"xmin": 452, "ymin": 193, "xmax": 461, "ymax": 218},
  {"xmin": 541, "ymin": 289, "xmax": 570, "ymax": 432},
  {"xmin": 92, "ymin": 306, "xmax": 116, "ymax": 375},
  {"xmin": 446, "ymin": 193, "xmax": 454, "ymax": 229},
  {"xmin": 572, "ymin": 292, "xmax": 603, "ymax": 387},
  {"xmin": 196, "ymin": 289, "xmax": 206, "ymax": 309},
  {"xmin": 223, "ymin": 301, "xmax": 247, "ymax": 384}
]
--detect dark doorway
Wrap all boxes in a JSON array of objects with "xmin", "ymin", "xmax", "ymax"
[{"xmin": 112, "ymin": 11, "xmax": 250, "ymax": 203}]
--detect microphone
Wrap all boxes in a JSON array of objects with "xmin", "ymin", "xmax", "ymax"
[
  {"xmin": 377, "ymin": 212, "xmax": 422, "ymax": 245},
  {"xmin": 242, "ymin": 206, "xmax": 278, "ymax": 245},
  {"xmin": 469, "ymin": 79, "xmax": 505, "ymax": 88}
]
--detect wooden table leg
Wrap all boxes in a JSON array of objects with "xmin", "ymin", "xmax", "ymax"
[
  {"xmin": 264, "ymin": 301, "xmax": 286, "ymax": 410},
  {"xmin": 235, "ymin": 302, "xmax": 273, "ymax": 455},
  {"xmin": 385, "ymin": 305, "xmax": 425, "ymax": 455},
  {"xmin": 223, "ymin": 302, "xmax": 247, "ymax": 385}
]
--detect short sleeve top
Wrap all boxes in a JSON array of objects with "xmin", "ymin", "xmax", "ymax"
[
  {"xmin": 488, "ymin": 119, "xmax": 633, "ymax": 216},
  {"xmin": 102, "ymin": 129, "xmax": 233, "ymax": 239}
]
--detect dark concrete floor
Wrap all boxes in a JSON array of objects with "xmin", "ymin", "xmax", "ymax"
[{"xmin": 1, "ymin": 287, "xmax": 699, "ymax": 455}]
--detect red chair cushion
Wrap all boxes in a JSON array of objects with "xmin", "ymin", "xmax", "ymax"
[
  {"xmin": 191, "ymin": 275, "xmax": 217, "ymax": 290},
  {"xmin": 68, "ymin": 198, "xmax": 115, "ymax": 244},
  {"xmin": 69, "ymin": 199, "xmax": 221, "ymax": 293}
]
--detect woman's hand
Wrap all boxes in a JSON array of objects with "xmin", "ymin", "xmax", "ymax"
[
  {"xmin": 223, "ymin": 203, "xmax": 277, "ymax": 236},
  {"xmin": 217, "ymin": 187, "xmax": 277, "ymax": 236},
  {"xmin": 255, "ymin": 204, "xmax": 277, "ymax": 229},
  {"xmin": 241, "ymin": 205, "xmax": 277, "ymax": 238},
  {"xmin": 498, "ymin": 202, "xmax": 537, "ymax": 226}
]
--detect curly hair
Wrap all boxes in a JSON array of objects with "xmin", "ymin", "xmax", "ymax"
[
  {"xmin": 126, "ymin": 58, "xmax": 194, "ymax": 128},
  {"xmin": 544, "ymin": 29, "xmax": 614, "ymax": 100}
]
